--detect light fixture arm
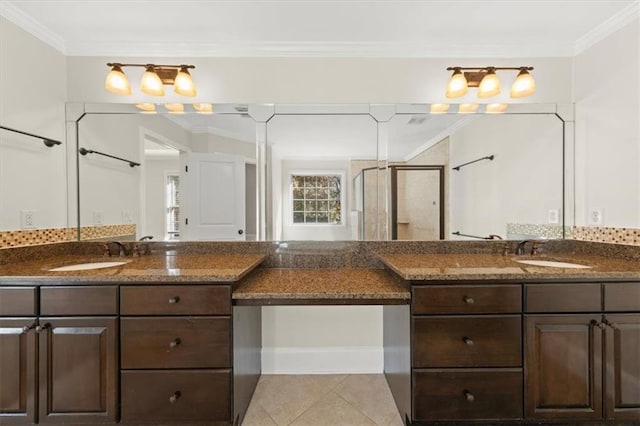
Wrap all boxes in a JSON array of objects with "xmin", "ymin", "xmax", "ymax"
[
  {"xmin": 446, "ymin": 66, "xmax": 534, "ymax": 72},
  {"xmin": 106, "ymin": 63, "xmax": 195, "ymax": 70}
]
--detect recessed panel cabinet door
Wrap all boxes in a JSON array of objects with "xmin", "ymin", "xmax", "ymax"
[
  {"xmin": 0, "ymin": 318, "xmax": 36, "ymax": 425},
  {"xmin": 525, "ymin": 315, "xmax": 603, "ymax": 421},
  {"xmin": 605, "ymin": 314, "xmax": 640, "ymax": 421},
  {"xmin": 38, "ymin": 317, "xmax": 118, "ymax": 424}
]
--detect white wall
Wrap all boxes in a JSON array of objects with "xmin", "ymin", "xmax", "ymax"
[
  {"xmin": 449, "ymin": 114, "xmax": 564, "ymax": 239},
  {"xmin": 574, "ymin": 18, "xmax": 640, "ymax": 227},
  {"xmin": 0, "ymin": 17, "xmax": 67, "ymax": 230}
]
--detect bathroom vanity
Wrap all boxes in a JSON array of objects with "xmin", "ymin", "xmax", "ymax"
[{"xmin": 1, "ymin": 240, "xmax": 639, "ymax": 425}]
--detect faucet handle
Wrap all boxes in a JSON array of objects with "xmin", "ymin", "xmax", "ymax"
[{"xmin": 531, "ymin": 240, "xmax": 547, "ymax": 255}]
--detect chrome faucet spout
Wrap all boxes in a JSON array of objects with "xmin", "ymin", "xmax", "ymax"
[
  {"xmin": 104, "ymin": 241, "xmax": 127, "ymax": 257},
  {"xmin": 139, "ymin": 235, "xmax": 153, "ymax": 241}
]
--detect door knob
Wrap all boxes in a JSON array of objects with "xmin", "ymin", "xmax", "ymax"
[{"xmin": 238, "ymin": 229, "xmax": 244, "ymax": 235}]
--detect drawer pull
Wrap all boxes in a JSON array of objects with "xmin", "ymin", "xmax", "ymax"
[
  {"xmin": 463, "ymin": 390, "xmax": 475, "ymax": 402},
  {"xmin": 604, "ymin": 319, "xmax": 618, "ymax": 330},
  {"xmin": 169, "ymin": 391, "xmax": 181, "ymax": 403},
  {"xmin": 463, "ymin": 337, "xmax": 474, "ymax": 346},
  {"xmin": 590, "ymin": 319, "xmax": 606, "ymax": 330},
  {"xmin": 21, "ymin": 323, "xmax": 37, "ymax": 333},
  {"xmin": 35, "ymin": 323, "xmax": 50, "ymax": 333},
  {"xmin": 463, "ymin": 296, "xmax": 475, "ymax": 304},
  {"xmin": 168, "ymin": 296, "xmax": 180, "ymax": 304},
  {"xmin": 169, "ymin": 338, "xmax": 181, "ymax": 348}
]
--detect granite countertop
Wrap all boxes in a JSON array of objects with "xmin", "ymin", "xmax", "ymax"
[
  {"xmin": 0, "ymin": 253, "xmax": 266, "ymax": 284},
  {"xmin": 377, "ymin": 252, "xmax": 640, "ymax": 281},
  {"xmin": 233, "ymin": 268, "xmax": 411, "ymax": 303}
]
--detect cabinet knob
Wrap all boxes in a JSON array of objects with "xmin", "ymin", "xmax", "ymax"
[
  {"xmin": 463, "ymin": 390, "xmax": 475, "ymax": 402},
  {"xmin": 463, "ymin": 296, "xmax": 474, "ymax": 305},
  {"xmin": 168, "ymin": 296, "xmax": 180, "ymax": 304},
  {"xmin": 604, "ymin": 319, "xmax": 618, "ymax": 330},
  {"xmin": 169, "ymin": 391, "xmax": 181, "ymax": 403},
  {"xmin": 463, "ymin": 337, "xmax": 474, "ymax": 346},
  {"xmin": 21, "ymin": 323, "xmax": 37, "ymax": 333},
  {"xmin": 169, "ymin": 338, "xmax": 181, "ymax": 348},
  {"xmin": 35, "ymin": 323, "xmax": 50, "ymax": 333},
  {"xmin": 591, "ymin": 319, "xmax": 606, "ymax": 330}
]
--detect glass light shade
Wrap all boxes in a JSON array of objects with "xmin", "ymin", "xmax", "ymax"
[
  {"xmin": 510, "ymin": 69, "xmax": 536, "ymax": 98},
  {"xmin": 445, "ymin": 69, "xmax": 468, "ymax": 98},
  {"xmin": 477, "ymin": 69, "xmax": 501, "ymax": 98},
  {"xmin": 104, "ymin": 65, "xmax": 131, "ymax": 95},
  {"xmin": 174, "ymin": 67, "xmax": 196, "ymax": 97},
  {"xmin": 458, "ymin": 103, "xmax": 479, "ymax": 114},
  {"xmin": 141, "ymin": 66, "xmax": 165, "ymax": 96},
  {"xmin": 135, "ymin": 103, "xmax": 156, "ymax": 112},
  {"xmin": 430, "ymin": 103, "xmax": 450, "ymax": 114},
  {"xmin": 164, "ymin": 103, "xmax": 184, "ymax": 113},
  {"xmin": 193, "ymin": 103, "xmax": 213, "ymax": 114},
  {"xmin": 486, "ymin": 103, "xmax": 508, "ymax": 113}
]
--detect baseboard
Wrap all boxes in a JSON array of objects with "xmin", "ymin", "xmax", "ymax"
[{"xmin": 261, "ymin": 346, "xmax": 383, "ymax": 374}]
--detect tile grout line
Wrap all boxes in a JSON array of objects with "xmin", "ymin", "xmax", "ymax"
[
  {"xmin": 332, "ymin": 389, "xmax": 381, "ymax": 425},
  {"xmin": 255, "ymin": 399, "xmax": 279, "ymax": 426}
]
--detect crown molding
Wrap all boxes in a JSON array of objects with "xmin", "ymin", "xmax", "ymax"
[
  {"xmin": 574, "ymin": 0, "xmax": 640, "ymax": 55},
  {"xmin": 0, "ymin": 1, "xmax": 66, "ymax": 54},
  {"xmin": 62, "ymin": 40, "xmax": 576, "ymax": 58}
]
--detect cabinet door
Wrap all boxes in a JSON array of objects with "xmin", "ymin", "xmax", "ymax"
[
  {"xmin": 0, "ymin": 318, "xmax": 36, "ymax": 425},
  {"xmin": 525, "ymin": 315, "xmax": 603, "ymax": 421},
  {"xmin": 605, "ymin": 314, "xmax": 640, "ymax": 421},
  {"xmin": 38, "ymin": 317, "xmax": 118, "ymax": 424}
]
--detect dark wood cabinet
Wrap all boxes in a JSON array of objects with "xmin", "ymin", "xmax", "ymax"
[
  {"xmin": 524, "ymin": 315, "xmax": 604, "ymax": 421},
  {"xmin": 0, "ymin": 318, "xmax": 37, "ymax": 425},
  {"xmin": 38, "ymin": 317, "xmax": 118, "ymax": 424},
  {"xmin": 409, "ymin": 284, "xmax": 523, "ymax": 423},
  {"xmin": 604, "ymin": 314, "xmax": 640, "ymax": 421}
]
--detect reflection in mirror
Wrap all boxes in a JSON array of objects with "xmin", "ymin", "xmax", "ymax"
[
  {"xmin": 388, "ymin": 112, "xmax": 565, "ymax": 241},
  {"xmin": 0, "ymin": 126, "xmax": 68, "ymax": 234},
  {"xmin": 76, "ymin": 110, "xmax": 256, "ymax": 241},
  {"xmin": 70, "ymin": 104, "xmax": 569, "ymax": 243}
]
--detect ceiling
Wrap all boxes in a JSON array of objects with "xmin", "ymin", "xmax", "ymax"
[{"xmin": 1, "ymin": 0, "xmax": 638, "ymax": 57}]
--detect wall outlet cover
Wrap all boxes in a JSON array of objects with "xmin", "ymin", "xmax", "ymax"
[
  {"xmin": 548, "ymin": 209, "xmax": 559, "ymax": 224},
  {"xmin": 21, "ymin": 210, "xmax": 36, "ymax": 229},
  {"xmin": 93, "ymin": 210, "xmax": 104, "ymax": 226},
  {"xmin": 589, "ymin": 208, "xmax": 604, "ymax": 226}
]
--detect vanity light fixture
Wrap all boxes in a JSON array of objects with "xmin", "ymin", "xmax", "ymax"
[
  {"xmin": 445, "ymin": 66, "xmax": 535, "ymax": 99},
  {"xmin": 193, "ymin": 103, "xmax": 213, "ymax": 114},
  {"xmin": 135, "ymin": 103, "xmax": 156, "ymax": 113},
  {"xmin": 458, "ymin": 103, "xmax": 479, "ymax": 114},
  {"xmin": 429, "ymin": 103, "xmax": 450, "ymax": 114},
  {"xmin": 105, "ymin": 63, "xmax": 197, "ymax": 97},
  {"xmin": 486, "ymin": 103, "xmax": 508, "ymax": 113},
  {"xmin": 164, "ymin": 103, "xmax": 185, "ymax": 114}
]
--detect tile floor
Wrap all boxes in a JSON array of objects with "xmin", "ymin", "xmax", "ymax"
[{"xmin": 242, "ymin": 374, "xmax": 404, "ymax": 426}]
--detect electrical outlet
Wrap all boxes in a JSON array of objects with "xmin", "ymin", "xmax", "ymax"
[
  {"xmin": 121, "ymin": 210, "xmax": 133, "ymax": 223},
  {"xmin": 548, "ymin": 209, "xmax": 559, "ymax": 224},
  {"xmin": 21, "ymin": 210, "xmax": 36, "ymax": 229},
  {"xmin": 93, "ymin": 210, "xmax": 104, "ymax": 225},
  {"xmin": 589, "ymin": 208, "xmax": 604, "ymax": 226}
]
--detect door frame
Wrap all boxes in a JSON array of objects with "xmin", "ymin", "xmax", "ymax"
[{"xmin": 390, "ymin": 165, "xmax": 445, "ymax": 240}]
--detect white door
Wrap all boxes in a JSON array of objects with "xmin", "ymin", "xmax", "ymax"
[{"xmin": 180, "ymin": 153, "xmax": 246, "ymax": 241}]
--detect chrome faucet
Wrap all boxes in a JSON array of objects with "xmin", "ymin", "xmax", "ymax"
[
  {"xmin": 139, "ymin": 235, "xmax": 153, "ymax": 241},
  {"xmin": 103, "ymin": 241, "xmax": 127, "ymax": 257}
]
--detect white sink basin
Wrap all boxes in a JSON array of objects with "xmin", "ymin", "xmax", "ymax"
[
  {"xmin": 515, "ymin": 259, "xmax": 591, "ymax": 269},
  {"xmin": 48, "ymin": 261, "xmax": 129, "ymax": 272}
]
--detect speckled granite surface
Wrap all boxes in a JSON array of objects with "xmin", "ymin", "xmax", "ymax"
[
  {"xmin": 0, "ymin": 253, "xmax": 265, "ymax": 284},
  {"xmin": 233, "ymin": 268, "xmax": 410, "ymax": 302},
  {"xmin": 377, "ymin": 252, "xmax": 640, "ymax": 281}
]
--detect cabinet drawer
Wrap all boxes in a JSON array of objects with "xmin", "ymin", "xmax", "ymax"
[
  {"xmin": 121, "ymin": 285, "xmax": 230, "ymax": 315},
  {"xmin": 121, "ymin": 317, "xmax": 231, "ymax": 368},
  {"xmin": 526, "ymin": 284, "xmax": 601, "ymax": 312},
  {"xmin": 604, "ymin": 283, "xmax": 640, "ymax": 311},
  {"xmin": 413, "ymin": 369, "xmax": 523, "ymax": 421},
  {"xmin": 40, "ymin": 286, "xmax": 117, "ymax": 315},
  {"xmin": 413, "ymin": 316, "xmax": 521, "ymax": 367},
  {"xmin": 121, "ymin": 369, "xmax": 231, "ymax": 423},
  {"xmin": 413, "ymin": 285, "xmax": 521, "ymax": 314},
  {"xmin": 0, "ymin": 287, "xmax": 36, "ymax": 315}
]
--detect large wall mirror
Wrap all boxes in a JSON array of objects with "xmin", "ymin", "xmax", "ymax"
[{"xmin": 57, "ymin": 103, "xmax": 574, "ymax": 242}]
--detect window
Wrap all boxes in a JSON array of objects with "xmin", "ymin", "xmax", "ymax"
[
  {"xmin": 166, "ymin": 174, "xmax": 180, "ymax": 240},
  {"xmin": 291, "ymin": 174, "xmax": 342, "ymax": 224}
]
